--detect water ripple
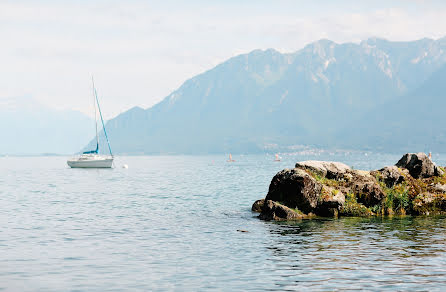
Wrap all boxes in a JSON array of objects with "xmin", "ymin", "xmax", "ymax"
[{"xmin": 0, "ymin": 155, "xmax": 446, "ymax": 291}]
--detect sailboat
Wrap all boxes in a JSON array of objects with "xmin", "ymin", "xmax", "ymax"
[
  {"xmin": 227, "ymin": 153, "xmax": 235, "ymax": 162},
  {"xmin": 67, "ymin": 77, "xmax": 114, "ymax": 168},
  {"xmin": 274, "ymin": 154, "xmax": 281, "ymax": 162}
]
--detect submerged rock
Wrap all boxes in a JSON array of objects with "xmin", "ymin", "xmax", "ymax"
[
  {"xmin": 265, "ymin": 168, "xmax": 322, "ymax": 214},
  {"xmin": 251, "ymin": 199, "xmax": 264, "ymax": 212},
  {"xmin": 395, "ymin": 152, "xmax": 443, "ymax": 179},
  {"xmin": 259, "ymin": 200, "xmax": 305, "ymax": 221}
]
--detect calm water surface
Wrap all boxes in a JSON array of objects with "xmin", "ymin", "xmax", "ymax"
[{"xmin": 1, "ymin": 153, "xmax": 446, "ymax": 291}]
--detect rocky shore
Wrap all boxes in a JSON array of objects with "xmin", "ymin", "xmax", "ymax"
[{"xmin": 252, "ymin": 153, "xmax": 446, "ymax": 220}]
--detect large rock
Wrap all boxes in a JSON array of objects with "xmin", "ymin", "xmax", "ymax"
[
  {"xmin": 265, "ymin": 168, "xmax": 322, "ymax": 213},
  {"xmin": 295, "ymin": 161, "xmax": 351, "ymax": 179},
  {"xmin": 396, "ymin": 153, "xmax": 443, "ymax": 179},
  {"xmin": 259, "ymin": 200, "xmax": 304, "ymax": 221}
]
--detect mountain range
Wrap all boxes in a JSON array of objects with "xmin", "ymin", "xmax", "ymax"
[
  {"xmin": 81, "ymin": 36, "xmax": 446, "ymax": 154},
  {"xmin": 0, "ymin": 96, "xmax": 93, "ymax": 155}
]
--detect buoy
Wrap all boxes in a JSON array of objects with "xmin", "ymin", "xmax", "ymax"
[{"xmin": 122, "ymin": 164, "xmax": 128, "ymax": 169}]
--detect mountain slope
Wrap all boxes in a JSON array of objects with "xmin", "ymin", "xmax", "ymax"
[
  {"xmin": 343, "ymin": 63, "xmax": 446, "ymax": 153},
  {"xmin": 86, "ymin": 37, "xmax": 446, "ymax": 154}
]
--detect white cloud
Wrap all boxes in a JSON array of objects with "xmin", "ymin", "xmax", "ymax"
[{"xmin": 0, "ymin": 1, "xmax": 445, "ymax": 118}]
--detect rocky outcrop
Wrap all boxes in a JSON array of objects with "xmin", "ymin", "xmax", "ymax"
[
  {"xmin": 395, "ymin": 152, "xmax": 443, "ymax": 178},
  {"xmin": 260, "ymin": 162, "xmax": 384, "ymax": 218},
  {"xmin": 253, "ymin": 153, "xmax": 446, "ymax": 220},
  {"xmin": 259, "ymin": 200, "xmax": 305, "ymax": 221},
  {"xmin": 265, "ymin": 168, "xmax": 322, "ymax": 214}
]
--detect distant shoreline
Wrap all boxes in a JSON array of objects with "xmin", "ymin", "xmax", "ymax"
[{"xmin": 4, "ymin": 149, "xmax": 446, "ymax": 158}]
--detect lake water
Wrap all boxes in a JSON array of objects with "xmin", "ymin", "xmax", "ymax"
[{"xmin": 1, "ymin": 153, "xmax": 446, "ymax": 291}]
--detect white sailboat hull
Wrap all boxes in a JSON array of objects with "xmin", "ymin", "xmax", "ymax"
[
  {"xmin": 66, "ymin": 78, "xmax": 115, "ymax": 169},
  {"xmin": 67, "ymin": 155, "xmax": 113, "ymax": 168}
]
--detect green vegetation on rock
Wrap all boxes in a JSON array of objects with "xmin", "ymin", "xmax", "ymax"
[{"xmin": 340, "ymin": 193, "xmax": 374, "ymax": 217}]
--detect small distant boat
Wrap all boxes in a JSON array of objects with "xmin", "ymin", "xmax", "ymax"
[
  {"xmin": 274, "ymin": 154, "xmax": 281, "ymax": 162},
  {"xmin": 227, "ymin": 153, "xmax": 235, "ymax": 162},
  {"xmin": 67, "ymin": 77, "xmax": 114, "ymax": 168}
]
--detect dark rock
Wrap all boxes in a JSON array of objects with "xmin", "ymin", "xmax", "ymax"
[
  {"xmin": 265, "ymin": 168, "xmax": 322, "ymax": 213},
  {"xmin": 251, "ymin": 199, "xmax": 264, "ymax": 212},
  {"xmin": 395, "ymin": 152, "xmax": 443, "ymax": 179},
  {"xmin": 376, "ymin": 166, "xmax": 406, "ymax": 188},
  {"xmin": 295, "ymin": 161, "xmax": 351, "ymax": 179},
  {"xmin": 349, "ymin": 170, "xmax": 385, "ymax": 207},
  {"xmin": 259, "ymin": 200, "xmax": 304, "ymax": 221},
  {"xmin": 354, "ymin": 182, "xmax": 385, "ymax": 207}
]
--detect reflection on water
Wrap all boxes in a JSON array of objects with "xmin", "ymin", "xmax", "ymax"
[{"xmin": 264, "ymin": 216, "xmax": 446, "ymax": 290}]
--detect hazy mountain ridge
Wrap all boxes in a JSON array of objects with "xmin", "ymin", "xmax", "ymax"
[
  {"xmin": 87, "ymin": 37, "xmax": 446, "ymax": 154},
  {"xmin": 0, "ymin": 96, "xmax": 93, "ymax": 155}
]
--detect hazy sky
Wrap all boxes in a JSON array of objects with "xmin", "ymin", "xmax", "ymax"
[{"xmin": 1, "ymin": 0, "xmax": 446, "ymax": 119}]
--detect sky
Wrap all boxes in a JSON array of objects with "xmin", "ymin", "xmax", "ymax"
[{"xmin": 1, "ymin": 0, "xmax": 446, "ymax": 119}]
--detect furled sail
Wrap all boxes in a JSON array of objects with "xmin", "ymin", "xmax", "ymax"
[{"xmin": 83, "ymin": 143, "xmax": 98, "ymax": 154}]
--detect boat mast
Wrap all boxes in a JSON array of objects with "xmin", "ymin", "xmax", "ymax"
[
  {"xmin": 92, "ymin": 78, "xmax": 114, "ymax": 158},
  {"xmin": 91, "ymin": 76, "xmax": 99, "ymax": 153}
]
